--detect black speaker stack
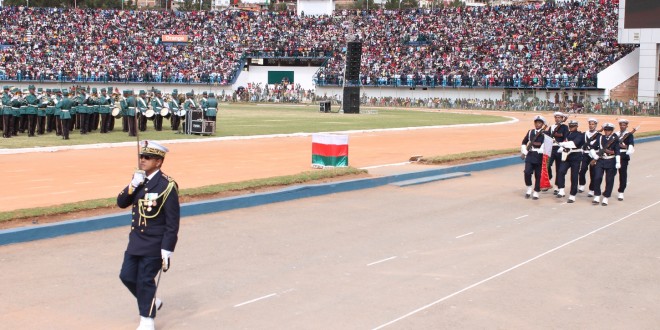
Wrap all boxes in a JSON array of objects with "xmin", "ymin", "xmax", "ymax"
[{"xmin": 344, "ymin": 41, "xmax": 362, "ymax": 114}]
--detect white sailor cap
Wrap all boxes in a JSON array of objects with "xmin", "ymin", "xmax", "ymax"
[
  {"xmin": 587, "ymin": 117, "xmax": 598, "ymax": 123},
  {"xmin": 533, "ymin": 115, "xmax": 546, "ymax": 124},
  {"xmin": 618, "ymin": 118, "xmax": 629, "ymax": 124},
  {"xmin": 140, "ymin": 140, "xmax": 169, "ymax": 158},
  {"xmin": 568, "ymin": 120, "xmax": 578, "ymax": 126},
  {"xmin": 553, "ymin": 111, "xmax": 567, "ymax": 118},
  {"xmin": 602, "ymin": 123, "xmax": 615, "ymax": 130}
]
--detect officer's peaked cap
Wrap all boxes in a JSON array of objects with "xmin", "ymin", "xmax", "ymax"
[{"xmin": 140, "ymin": 140, "xmax": 169, "ymax": 158}]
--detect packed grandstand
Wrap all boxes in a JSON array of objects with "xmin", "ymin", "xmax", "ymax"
[{"xmin": 0, "ymin": 1, "xmax": 635, "ymax": 89}]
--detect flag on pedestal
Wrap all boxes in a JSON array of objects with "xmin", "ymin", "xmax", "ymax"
[{"xmin": 312, "ymin": 134, "xmax": 348, "ymax": 167}]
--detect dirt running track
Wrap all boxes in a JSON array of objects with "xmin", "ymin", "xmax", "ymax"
[{"xmin": 2, "ymin": 110, "xmax": 660, "ymax": 212}]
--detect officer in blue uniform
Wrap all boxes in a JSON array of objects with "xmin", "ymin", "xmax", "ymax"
[
  {"xmin": 616, "ymin": 119, "xmax": 635, "ymax": 201},
  {"xmin": 556, "ymin": 120, "xmax": 584, "ymax": 203},
  {"xmin": 118, "ymin": 140, "xmax": 180, "ymax": 330},
  {"xmin": 521, "ymin": 115, "xmax": 548, "ymax": 200},
  {"xmin": 589, "ymin": 123, "xmax": 620, "ymax": 206}
]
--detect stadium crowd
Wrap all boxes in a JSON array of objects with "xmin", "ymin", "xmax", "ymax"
[{"xmin": 0, "ymin": 1, "xmax": 634, "ymax": 89}]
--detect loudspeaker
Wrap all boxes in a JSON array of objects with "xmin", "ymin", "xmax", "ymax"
[
  {"xmin": 319, "ymin": 101, "xmax": 331, "ymax": 113},
  {"xmin": 190, "ymin": 110, "xmax": 203, "ymax": 120},
  {"xmin": 346, "ymin": 42, "xmax": 362, "ymax": 82},
  {"xmin": 343, "ymin": 87, "xmax": 360, "ymax": 114}
]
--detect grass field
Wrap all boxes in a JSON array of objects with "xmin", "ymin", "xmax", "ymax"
[{"xmin": 0, "ymin": 104, "xmax": 506, "ymax": 149}]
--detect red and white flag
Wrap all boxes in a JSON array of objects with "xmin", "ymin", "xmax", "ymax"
[{"xmin": 540, "ymin": 134, "xmax": 553, "ymax": 189}]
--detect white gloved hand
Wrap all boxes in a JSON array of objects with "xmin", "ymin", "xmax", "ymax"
[
  {"xmin": 161, "ymin": 249, "xmax": 172, "ymax": 271},
  {"xmin": 520, "ymin": 144, "xmax": 528, "ymax": 156},
  {"xmin": 615, "ymin": 155, "xmax": 621, "ymax": 169},
  {"xmin": 589, "ymin": 149, "xmax": 599, "ymax": 160},
  {"xmin": 130, "ymin": 170, "xmax": 146, "ymax": 188},
  {"xmin": 627, "ymin": 145, "xmax": 635, "ymax": 155}
]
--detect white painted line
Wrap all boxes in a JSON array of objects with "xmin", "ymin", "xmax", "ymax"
[
  {"xmin": 514, "ymin": 215, "xmax": 528, "ymax": 220},
  {"xmin": 646, "ymin": 175, "xmax": 653, "ymax": 178},
  {"xmin": 455, "ymin": 232, "xmax": 473, "ymax": 239},
  {"xmin": 26, "ymin": 185, "xmax": 53, "ymax": 190},
  {"xmin": 73, "ymin": 181, "xmax": 95, "ymax": 185},
  {"xmin": 361, "ymin": 162, "xmax": 410, "ymax": 170},
  {"xmin": 372, "ymin": 200, "xmax": 660, "ymax": 330},
  {"xmin": 367, "ymin": 256, "xmax": 398, "ymax": 267},
  {"xmin": 234, "ymin": 293, "xmax": 277, "ymax": 307}
]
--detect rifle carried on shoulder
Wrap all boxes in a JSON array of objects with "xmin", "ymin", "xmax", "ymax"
[{"xmin": 521, "ymin": 124, "xmax": 548, "ymax": 159}]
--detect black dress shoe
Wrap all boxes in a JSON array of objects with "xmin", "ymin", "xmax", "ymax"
[
  {"xmin": 525, "ymin": 194, "xmax": 531, "ymax": 199},
  {"xmin": 567, "ymin": 199, "xmax": 574, "ymax": 203}
]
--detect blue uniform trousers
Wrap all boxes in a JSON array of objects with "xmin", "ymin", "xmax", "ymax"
[{"xmin": 119, "ymin": 252, "xmax": 162, "ymax": 318}]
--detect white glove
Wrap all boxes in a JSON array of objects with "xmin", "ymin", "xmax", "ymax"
[
  {"xmin": 615, "ymin": 155, "xmax": 621, "ymax": 169},
  {"xmin": 627, "ymin": 145, "xmax": 635, "ymax": 155},
  {"xmin": 130, "ymin": 170, "xmax": 146, "ymax": 188},
  {"xmin": 589, "ymin": 149, "xmax": 599, "ymax": 160},
  {"xmin": 520, "ymin": 144, "xmax": 528, "ymax": 156},
  {"xmin": 161, "ymin": 249, "xmax": 172, "ymax": 271}
]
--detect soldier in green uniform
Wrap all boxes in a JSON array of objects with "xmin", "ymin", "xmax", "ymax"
[
  {"xmin": 11, "ymin": 88, "xmax": 27, "ymax": 135},
  {"xmin": 98, "ymin": 88, "xmax": 112, "ymax": 133},
  {"xmin": 77, "ymin": 88, "xmax": 90, "ymax": 134},
  {"xmin": 2, "ymin": 86, "xmax": 13, "ymax": 138},
  {"xmin": 53, "ymin": 89, "xmax": 64, "ymax": 136},
  {"xmin": 169, "ymin": 89, "xmax": 181, "ymax": 131},
  {"xmin": 89, "ymin": 88, "xmax": 100, "ymax": 132},
  {"xmin": 182, "ymin": 92, "xmax": 198, "ymax": 134},
  {"xmin": 205, "ymin": 92, "xmax": 218, "ymax": 124},
  {"xmin": 45, "ymin": 89, "xmax": 57, "ymax": 133},
  {"xmin": 151, "ymin": 90, "xmax": 165, "ymax": 131},
  {"xmin": 36, "ymin": 88, "xmax": 48, "ymax": 135},
  {"xmin": 56, "ymin": 90, "xmax": 75, "ymax": 140},
  {"xmin": 137, "ymin": 90, "xmax": 149, "ymax": 132},
  {"xmin": 25, "ymin": 85, "xmax": 39, "ymax": 137},
  {"xmin": 124, "ymin": 90, "xmax": 138, "ymax": 137}
]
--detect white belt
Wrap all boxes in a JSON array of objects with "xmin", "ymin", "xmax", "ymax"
[
  {"xmin": 620, "ymin": 149, "xmax": 628, "ymax": 152},
  {"xmin": 602, "ymin": 155, "xmax": 615, "ymax": 160},
  {"xmin": 564, "ymin": 149, "xmax": 581, "ymax": 154},
  {"xmin": 128, "ymin": 107, "xmax": 136, "ymax": 109},
  {"xmin": 530, "ymin": 147, "xmax": 543, "ymax": 152}
]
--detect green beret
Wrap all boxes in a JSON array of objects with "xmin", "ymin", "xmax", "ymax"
[
  {"xmin": 139, "ymin": 90, "xmax": 146, "ymax": 95},
  {"xmin": 91, "ymin": 88, "xmax": 97, "ymax": 93},
  {"xmin": 28, "ymin": 85, "xmax": 35, "ymax": 90},
  {"xmin": 46, "ymin": 89, "xmax": 52, "ymax": 92}
]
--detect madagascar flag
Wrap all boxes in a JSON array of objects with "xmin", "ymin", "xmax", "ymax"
[
  {"xmin": 540, "ymin": 134, "xmax": 553, "ymax": 190},
  {"xmin": 312, "ymin": 134, "xmax": 349, "ymax": 167}
]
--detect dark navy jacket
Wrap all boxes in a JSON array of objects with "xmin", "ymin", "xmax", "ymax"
[
  {"xmin": 522, "ymin": 128, "xmax": 546, "ymax": 165},
  {"xmin": 617, "ymin": 130, "xmax": 635, "ymax": 161},
  {"xmin": 562, "ymin": 130, "xmax": 585, "ymax": 162},
  {"xmin": 593, "ymin": 134, "xmax": 621, "ymax": 169},
  {"xmin": 117, "ymin": 171, "xmax": 180, "ymax": 257}
]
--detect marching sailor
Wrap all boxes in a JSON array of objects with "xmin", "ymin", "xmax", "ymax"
[
  {"xmin": 521, "ymin": 115, "xmax": 548, "ymax": 200},
  {"xmin": 579, "ymin": 118, "xmax": 600, "ymax": 196},
  {"xmin": 590, "ymin": 123, "xmax": 620, "ymax": 206},
  {"xmin": 151, "ymin": 90, "xmax": 165, "ymax": 131},
  {"xmin": 556, "ymin": 120, "xmax": 584, "ymax": 202},
  {"xmin": 615, "ymin": 119, "xmax": 635, "ymax": 201},
  {"xmin": 118, "ymin": 141, "xmax": 180, "ymax": 330},
  {"xmin": 547, "ymin": 112, "xmax": 569, "ymax": 194}
]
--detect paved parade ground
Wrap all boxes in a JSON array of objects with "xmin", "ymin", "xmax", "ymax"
[{"xmin": 1, "ymin": 139, "xmax": 659, "ymax": 329}]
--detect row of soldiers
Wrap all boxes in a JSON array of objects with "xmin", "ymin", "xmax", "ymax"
[
  {"xmin": 521, "ymin": 112, "xmax": 636, "ymax": 206},
  {"xmin": 1, "ymin": 85, "xmax": 219, "ymax": 139}
]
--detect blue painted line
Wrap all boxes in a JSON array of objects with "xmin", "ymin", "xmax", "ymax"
[
  {"xmin": 390, "ymin": 172, "xmax": 471, "ymax": 187},
  {"xmin": 2, "ymin": 135, "xmax": 658, "ymax": 246}
]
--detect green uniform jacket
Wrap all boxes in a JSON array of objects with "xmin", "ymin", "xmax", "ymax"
[
  {"xmin": 205, "ymin": 98, "xmax": 218, "ymax": 117},
  {"xmin": 56, "ymin": 97, "xmax": 75, "ymax": 120},
  {"xmin": 25, "ymin": 94, "xmax": 39, "ymax": 115}
]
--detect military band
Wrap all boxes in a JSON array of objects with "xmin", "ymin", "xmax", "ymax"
[{"xmin": 1, "ymin": 85, "xmax": 220, "ymax": 140}]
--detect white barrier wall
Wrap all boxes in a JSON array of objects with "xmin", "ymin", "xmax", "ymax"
[
  {"xmin": 618, "ymin": 0, "xmax": 660, "ymax": 102},
  {"xmin": 597, "ymin": 48, "xmax": 640, "ymax": 97},
  {"xmin": 297, "ymin": 0, "xmax": 334, "ymax": 16}
]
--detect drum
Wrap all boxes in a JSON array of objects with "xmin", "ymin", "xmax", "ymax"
[
  {"xmin": 112, "ymin": 107, "xmax": 122, "ymax": 118},
  {"xmin": 144, "ymin": 109, "xmax": 155, "ymax": 118},
  {"xmin": 176, "ymin": 109, "xmax": 186, "ymax": 117},
  {"xmin": 159, "ymin": 107, "xmax": 169, "ymax": 116}
]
